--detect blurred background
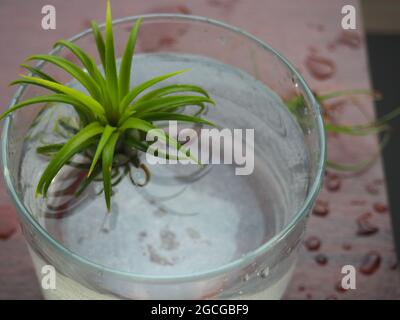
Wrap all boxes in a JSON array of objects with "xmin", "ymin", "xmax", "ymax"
[
  {"xmin": 0, "ymin": 0, "xmax": 399, "ymax": 299},
  {"xmin": 364, "ymin": 0, "xmax": 400, "ymax": 280}
]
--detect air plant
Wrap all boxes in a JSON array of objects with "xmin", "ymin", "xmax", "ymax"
[
  {"xmin": 287, "ymin": 89, "xmax": 400, "ymax": 173},
  {"xmin": 0, "ymin": 1, "xmax": 216, "ymax": 211}
]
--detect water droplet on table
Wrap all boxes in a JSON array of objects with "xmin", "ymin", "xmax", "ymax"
[
  {"xmin": 305, "ymin": 54, "xmax": 336, "ymax": 80},
  {"xmin": 304, "ymin": 236, "xmax": 321, "ymax": 251},
  {"xmin": 360, "ymin": 251, "xmax": 381, "ymax": 275},
  {"xmin": 357, "ymin": 213, "xmax": 379, "ymax": 236},
  {"xmin": 315, "ymin": 253, "xmax": 328, "ymax": 266}
]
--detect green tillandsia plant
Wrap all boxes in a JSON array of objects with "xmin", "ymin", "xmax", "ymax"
[
  {"xmin": 0, "ymin": 0, "xmax": 216, "ymax": 211},
  {"xmin": 287, "ymin": 89, "xmax": 400, "ymax": 173}
]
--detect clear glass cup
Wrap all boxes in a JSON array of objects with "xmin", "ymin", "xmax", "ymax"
[{"xmin": 1, "ymin": 14, "xmax": 325, "ymax": 300}]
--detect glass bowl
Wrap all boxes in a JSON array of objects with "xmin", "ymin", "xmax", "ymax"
[{"xmin": 1, "ymin": 14, "xmax": 325, "ymax": 300}]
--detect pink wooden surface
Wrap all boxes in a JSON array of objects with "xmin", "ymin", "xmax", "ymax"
[{"xmin": 0, "ymin": 0, "xmax": 399, "ymax": 299}]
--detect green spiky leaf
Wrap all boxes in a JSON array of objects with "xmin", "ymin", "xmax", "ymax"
[
  {"xmin": 11, "ymin": 76, "xmax": 107, "ymax": 122},
  {"xmin": 20, "ymin": 64, "xmax": 59, "ymax": 83},
  {"xmin": 36, "ymin": 143, "xmax": 64, "ymax": 155},
  {"xmin": 140, "ymin": 112, "xmax": 217, "ymax": 127},
  {"xmin": 27, "ymin": 55, "xmax": 101, "ymax": 100},
  {"xmin": 136, "ymin": 84, "xmax": 210, "ymax": 103},
  {"xmin": 88, "ymin": 124, "xmax": 116, "ymax": 176},
  {"xmin": 36, "ymin": 122, "xmax": 104, "ymax": 197},
  {"xmin": 91, "ymin": 20, "xmax": 106, "ymax": 69},
  {"xmin": 104, "ymin": 0, "xmax": 119, "ymax": 113},
  {"xmin": 119, "ymin": 18, "xmax": 142, "ymax": 98},
  {"xmin": 0, "ymin": 94, "xmax": 92, "ymax": 122},
  {"xmin": 119, "ymin": 70, "xmax": 190, "ymax": 111},
  {"xmin": 0, "ymin": 1, "xmax": 216, "ymax": 211},
  {"xmin": 53, "ymin": 40, "xmax": 106, "ymax": 84}
]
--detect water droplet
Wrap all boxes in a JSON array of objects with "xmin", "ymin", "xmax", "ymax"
[
  {"xmin": 360, "ymin": 251, "xmax": 381, "ymax": 275},
  {"xmin": 0, "ymin": 211, "xmax": 18, "ymax": 241},
  {"xmin": 312, "ymin": 199, "xmax": 329, "ymax": 217},
  {"xmin": 259, "ymin": 267, "xmax": 269, "ymax": 278},
  {"xmin": 337, "ymin": 31, "xmax": 362, "ymax": 49},
  {"xmin": 342, "ymin": 243, "xmax": 352, "ymax": 251},
  {"xmin": 326, "ymin": 173, "xmax": 341, "ymax": 192},
  {"xmin": 0, "ymin": 226, "xmax": 16, "ymax": 240},
  {"xmin": 366, "ymin": 183, "xmax": 379, "ymax": 195},
  {"xmin": 304, "ymin": 236, "xmax": 321, "ymax": 251},
  {"xmin": 357, "ymin": 213, "xmax": 379, "ymax": 236},
  {"xmin": 373, "ymin": 202, "xmax": 388, "ymax": 214},
  {"xmin": 315, "ymin": 253, "xmax": 328, "ymax": 266},
  {"xmin": 305, "ymin": 54, "xmax": 336, "ymax": 80}
]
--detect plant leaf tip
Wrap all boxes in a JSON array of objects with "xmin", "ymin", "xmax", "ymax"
[{"xmin": 34, "ymin": 189, "xmax": 41, "ymax": 199}]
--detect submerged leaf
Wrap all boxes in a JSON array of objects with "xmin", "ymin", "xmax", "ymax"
[
  {"xmin": 120, "ymin": 117, "xmax": 199, "ymax": 164},
  {"xmin": 102, "ymin": 131, "xmax": 120, "ymax": 211},
  {"xmin": 36, "ymin": 143, "xmax": 65, "ymax": 155}
]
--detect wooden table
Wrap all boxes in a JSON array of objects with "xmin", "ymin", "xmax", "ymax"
[{"xmin": 0, "ymin": 0, "xmax": 399, "ymax": 299}]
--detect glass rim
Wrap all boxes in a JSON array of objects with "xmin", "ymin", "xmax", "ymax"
[{"xmin": 1, "ymin": 13, "xmax": 326, "ymax": 284}]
